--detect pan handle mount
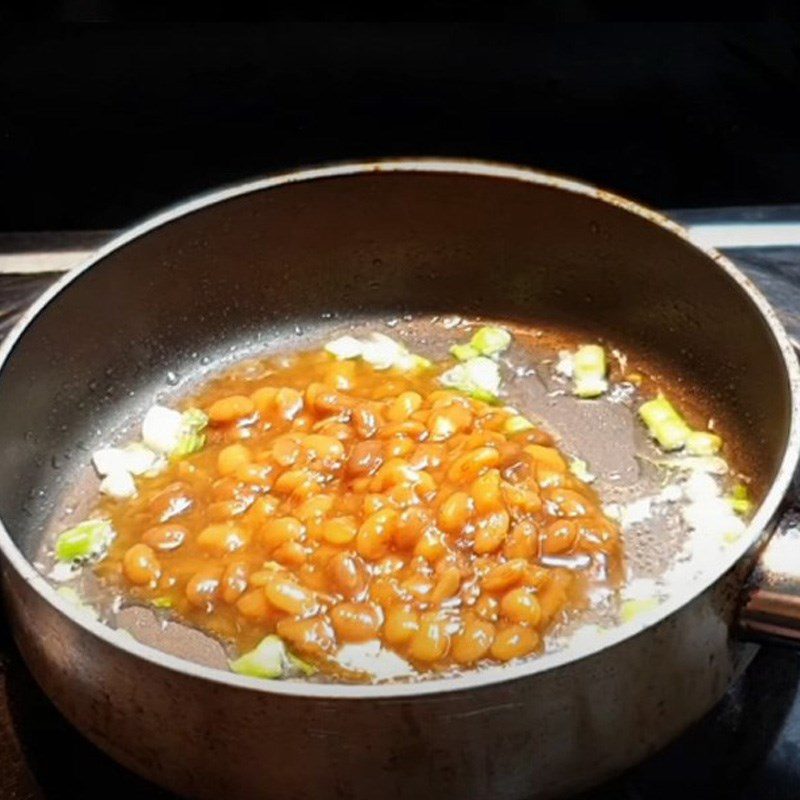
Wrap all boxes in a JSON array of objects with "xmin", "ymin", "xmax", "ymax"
[{"xmin": 738, "ymin": 507, "xmax": 800, "ymax": 645}]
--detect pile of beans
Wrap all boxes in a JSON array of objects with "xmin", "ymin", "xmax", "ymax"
[{"xmin": 97, "ymin": 349, "xmax": 621, "ymax": 676}]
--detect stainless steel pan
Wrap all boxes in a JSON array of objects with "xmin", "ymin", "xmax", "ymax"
[{"xmin": 1, "ymin": 160, "xmax": 799, "ymax": 800}]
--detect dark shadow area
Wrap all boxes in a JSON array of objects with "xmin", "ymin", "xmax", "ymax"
[{"xmin": 3, "ymin": 22, "xmax": 800, "ymax": 230}]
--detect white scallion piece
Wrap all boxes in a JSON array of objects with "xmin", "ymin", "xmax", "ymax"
[
  {"xmin": 394, "ymin": 352, "xmax": 433, "ymax": 372},
  {"xmin": 93, "ymin": 443, "xmax": 159, "ymax": 478},
  {"xmin": 361, "ymin": 333, "xmax": 406, "ymax": 370},
  {"xmin": 99, "ymin": 470, "xmax": 137, "ymax": 499},
  {"xmin": 230, "ymin": 635, "xmax": 287, "ymax": 679},
  {"xmin": 440, "ymin": 356, "xmax": 501, "ymax": 401},
  {"xmin": 142, "ymin": 404, "xmax": 184, "ymax": 454},
  {"xmin": 573, "ymin": 344, "xmax": 608, "ymax": 398},
  {"xmin": 686, "ymin": 431, "xmax": 723, "ymax": 456},
  {"xmin": 639, "ymin": 395, "xmax": 691, "ymax": 451},
  {"xmin": 122, "ymin": 443, "xmax": 159, "ymax": 475},
  {"xmin": 469, "ymin": 326, "xmax": 512, "ymax": 357},
  {"xmin": 92, "ymin": 447, "xmax": 130, "ymax": 477},
  {"xmin": 569, "ymin": 458, "xmax": 596, "ymax": 484},
  {"xmin": 324, "ymin": 335, "xmax": 364, "ymax": 360},
  {"xmin": 555, "ymin": 350, "xmax": 574, "ymax": 378}
]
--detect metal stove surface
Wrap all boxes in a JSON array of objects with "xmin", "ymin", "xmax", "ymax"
[{"xmin": 2, "ymin": 208, "xmax": 800, "ymax": 799}]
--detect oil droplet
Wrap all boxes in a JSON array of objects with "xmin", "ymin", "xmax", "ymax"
[{"xmin": 166, "ymin": 371, "xmax": 180, "ymax": 386}]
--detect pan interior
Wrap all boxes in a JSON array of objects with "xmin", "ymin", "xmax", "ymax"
[
  {"xmin": 30, "ymin": 313, "xmax": 752, "ymax": 680},
  {"xmin": 0, "ymin": 165, "xmax": 794, "ymax": 684}
]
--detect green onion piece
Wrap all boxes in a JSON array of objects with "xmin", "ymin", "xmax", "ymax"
[
  {"xmin": 324, "ymin": 336, "xmax": 363, "ymax": 360},
  {"xmin": 686, "ymin": 431, "xmax": 722, "ymax": 456},
  {"xmin": 230, "ymin": 635, "xmax": 286, "ymax": 679},
  {"xmin": 620, "ymin": 597, "xmax": 660, "ymax": 624},
  {"xmin": 182, "ymin": 407, "xmax": 209, "ymax": 432},
  {"xmin": 469, "ymin": 326, "xmax": 512, "ymax": 357},
  {"xmin": 469, "ymin": 388, "xmax": 499, "ymax": 404},
  {"xmin": 450, "ymin": 343, "xmax": 480, "ymax": 362},
  {"xmin": 395, "ymin": 353, "xmax": 433, "ymax": 372},
  {"xmin": 440, "ymin": 356, "xmax": 501, "ymax": 398},
  {"xmin": 504, "ymin": 415, "xmax": 535, "ymax": 434},
  {"xmin": 172, "ymin": 431, "xmax": 206, "ymax": 458},
  {"xmin": 729, "ymin": 483, "xmax": 753, "ymax": 515},
  {"xmin": 172, "ymin": 408, "xmax": 209, "ymax": 457},
  {"xmin": 730, "ymin": 498, "xmax": 753, "ymax": 515},
  {"xmin": 55, "ymin": 519, "xmax": 113, "ymax": 563},
  {"xmin": 288, "ymin": 652, "xmax": 317, "ymax": 676},
  {"xmin": 151, "ymin": 596, "xmax": 174, "ymax": 609},
  {"xmin": 573, "ymin": 345, "xmax": 608, "ymax": 398},
  {"xmin": 569, "ymin": 458, "xmax": 595, "ymax": 484},
  {"xmin": 657, "ymin": 419, "xmax": 692, "ymax": 451},
  {"xmin": 638, "ymin": 395, "xmax": 691, "ymax": 451},
  {"xmin": 574, "ymin": 376, "xmax": 609, "ymax": 399}
]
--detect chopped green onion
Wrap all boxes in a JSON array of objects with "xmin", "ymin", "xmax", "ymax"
[
  {"xmin": 573, "ymin": 345, "xmax": 608, "ymax": 398},
  {"xmin": 172, "ymin": 431, "xmax": 206, "ymax": 458},
  {"xmin": 288, "ymin": 652, "xmax": 317, "ymax": 676},
  {"xmin": 642, "ymin": 454, "xmax": 729, "ymax": 475},
  {"xmin": 686, "ymin": 431, "xmax": 722, "ymax": 456},
  {"xmin": 469, "ymin": 326, "xmax": 512, "ymax": 357},
  {"xmin": 361, "ymin": 333, "xmax": 406, "ymax": 370},
  {"xmin": 99, "ymin": 470, "xmax": 137, "ymax": 499},
  {"xmin": 122, "ymin": 443, "xmax": 159, "ymax": 476},
  {"xmin": 325, "ymin": 334, "xmax": 430, "ymax": 372},
  {"xmin": 620, "ymin": 597, "xmax": 660, "ymax": 624},
  {"xmin": 504, "ymin": 415, "xmax": 535, "ymax": 434},
  {"xmin": 440, "ymin": 356, "xmax": 501, "ymax": 402},
  {"xmin": 574, "ymin": 376, "xmax": 609, "ymax": 399},
  {"xmin": 730, "ymin": 498, "xmax": 753, "ymax": 515},
  {"xmin": 55, "ymin": 519, "xmax": 113, "ymax": 563},
  {"xmin": 172, "ymin": 408, "xmax": 209, "ymax": 458},
  {"xmin": 729, "ymin": 483, "xmax": 753, "ymax": 515},
  {"xmin": 230, "ymin": 635, "xmax": 286, "ymax": 679},
  {"xmin": 450, "ymin": 343, "xmax": 480, "ymax": 362},
  {"xmin": 324, "ymin": 335, "xmax": 363, "ymax": 360},
  {"xmin": 142, "ymin": 405, "xmax": 184, "ymax": 454},
  {"xmin": 395, "ymin": 353, "xmax": 433, "ymax": 372},
  {"xmin": 182, "ymin": 407, "xmax": 209, "ymax": 432},
  {"xmin": 469, "ymin": 388, "xmax": 499, "ymax": 404},
  {"xmin": 639, "ymin": 395, "xmax": 691, "ymax": 451},
  {"xmin": 151, "ymin": 596, "xmax": 174, "ymax": 609},
  {"xmin": 569, "ymin": 458, "xmax": 595, "ymax": 484}
]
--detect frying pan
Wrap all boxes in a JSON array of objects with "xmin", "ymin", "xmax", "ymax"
[{"xmin": 1, "ymin": 159, "xmax": 799, "ymax": 800}]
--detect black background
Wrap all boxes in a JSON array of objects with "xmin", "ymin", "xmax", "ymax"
[{"xmin": 2, "ymin": 19, "xmax": 800, "ymax": 229}]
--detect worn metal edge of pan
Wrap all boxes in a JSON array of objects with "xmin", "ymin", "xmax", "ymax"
[{"xmin": 0, "ymin": 157, "xmax": 798, "ymax": 700}]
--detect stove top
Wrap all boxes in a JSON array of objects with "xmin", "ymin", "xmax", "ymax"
[{"xmin": 2, "ymin": 208, "xmax": 800, "ymax": 799}]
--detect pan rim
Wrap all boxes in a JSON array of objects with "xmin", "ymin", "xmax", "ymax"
[{"xmin": 1, "ymin": 156, "xmax": 798, "ymax": 700}]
